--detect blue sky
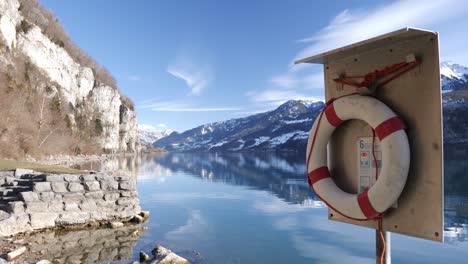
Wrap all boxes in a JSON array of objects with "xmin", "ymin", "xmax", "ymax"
[{"xmin": 39, "ymin": 0, "xmax": 468, "ymax": 132}]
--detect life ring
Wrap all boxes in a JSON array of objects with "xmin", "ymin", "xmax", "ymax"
[{"xmin": 306, "ymin": 94, "xmax": 410, "ymax": 220}]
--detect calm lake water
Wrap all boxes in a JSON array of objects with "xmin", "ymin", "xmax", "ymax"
[{"xmin": 26, "ymin": 147, "xmax": 468, "ymax": 263}]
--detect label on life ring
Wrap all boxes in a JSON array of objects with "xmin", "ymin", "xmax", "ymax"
[
  {"xmin": 357, "ymin": 137, "xmax": 398, "ymax": 208},
  {"xmin": 357, "ymin": 137, "xmax": 382, "ymax": 192}
]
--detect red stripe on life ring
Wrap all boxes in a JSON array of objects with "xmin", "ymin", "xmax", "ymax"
[
  {"xmin": 324, "ymin": 103, "xmax": 343, "ymax": 127},
  {"xmin": 357, "ymin": 189, "xmax": 380, "ymax": 219},
  {"xmin": 307, "ymin": 166, "xmax": 331, "ymax": 186},
  {"xmin": 375, "ymin": 116, "xmax": 406, "ymax": 141}
]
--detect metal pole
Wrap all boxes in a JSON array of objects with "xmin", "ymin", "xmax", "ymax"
[{"xmin": 376, "ymin": 230, "xmax": 391, "ymax": 264}]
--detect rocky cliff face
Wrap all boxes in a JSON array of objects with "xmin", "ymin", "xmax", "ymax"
[{"xmin": 0, "ymin": 0, "xmax": 138, "ymax": 155}]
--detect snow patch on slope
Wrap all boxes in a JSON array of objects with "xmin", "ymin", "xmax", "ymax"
[
  {"xmin": 249, "ymin": 137, "xmax": 270, "ymax": 148},
  {"xmin": 269, "ymin": 131, "xmax": 308, "ymax": 146},
  {"xmin": 283, "ymin": 118, "xmax": 313, "ymax": 124}
]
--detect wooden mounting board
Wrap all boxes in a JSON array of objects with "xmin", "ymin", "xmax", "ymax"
[{"xmin": 295, "ymin": 28, "xmax": 444, "ymax": 242}]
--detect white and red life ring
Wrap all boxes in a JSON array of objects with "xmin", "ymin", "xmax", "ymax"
[{"xmin": 306, "ymin": 94, "xmax": 410, "ymax": 220}]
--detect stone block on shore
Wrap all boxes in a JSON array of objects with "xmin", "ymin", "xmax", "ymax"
[
  {"xmin": 49, "ymin": 201, "xmax": 64, "ymax": 212},
  {"xmin": 0, "ymin": 210, "xmax": 9, "ymax": 221},
  {"xmin": 91, "ymin": 211, "xmax": 109, "ymax": 221},
  {"xmin": 1, "ymin": 169, "xmax": 141, "ymax": 237},
  {"xmin": 64, "ymin": 202, "xmax": 79, "ymax": 212},
  {"xmin": 15, "ymin": 214, "xmax": 30, "ymax": 230},
  {"xmin": 139, "ymin": 211, "xmax": 150, "ymax": 219},
  {"xmin": 110, "ymin": 222, "xmax": 124, "ymax": 229},
  {"xmin": 6, "ymin": 246, "xmax": 26, "ymax": 261},
  {"xmin": 25, "ymin": 202, "xmax": 48, "ymax": 213},
  {"xmin": 30, "ymin": 213, "xmax": 57, "ymax": 229},
  {"xmin": 20, "ymin": 191, "xmax": 39, "ymax": 202},
  {"xmin": 5, "ymin": 176, "xmax": 15, "ymax": 183},
  {"xmin": 119, "ymin": 180, "xmax": 136, "ymax": 190},
  {"xmin": 45, "ymin": 174, "xmax": 64, "ymax": 182},
  {"xmin": 67, "ymin": 182, "xmax": 84, "ymax": 192},
  {"xmin": 15, "ymin": 168, "xmax": 33, "ymax": 177},
  {"xmin": 84, "ymin": 181, "xmax": 101, "ymax": 191},
  {"xmin": 104, "ymin": 193, "xmax": 120, "ymax": 201},
  {"xmin": 63, "ymin": 174, "xmax": 79, "ymax": 182},
  {"xmin": 39, "ymin": 192, "xmax": 59, "ymax": 202},
  {"xmin": 63, "ymin": 193, "xmax": 85, "ymax": 201},
  {"xmin": 120, "ymin": 191, "xmax": 133, "ymax": 197},
  {"xmin": 79, "ymin": 200, "xmax": 97, "ymax": 211},
  {"xmin": 95, "ymin": 174, "xmax": 113, "ymax": 181},
  {"xmin": 80, "ymin": 174, "xmax": 96, "ymax": 181},
  {"xmin": 51, "ymin": 182, "xmax": 68, "ymax": 193},
  {"xmin": 0, "ymin": 216, "xmax": 16, "ymax": 237},
  {"xmin": 101, "ymin": 180, "xmax": 119, "ymax": 191},
  {"xmin": 8, "ymin": 201, "xmax": 24, "ymax": 214},
  {"xmin": 56, "ymin": 212, "xmax": 90, "ymax": 225},
  {"xmin": 84, "ymin": 191, "xmax": 104, "ymax": 199},
  {"xmin": 96, "ymin": 199, "xmax": 116, "ymax": 207},
  {"xmin": 151, "ymin": 245, "xmax": 188, "ymax": 264},
  {"xmin": 34, "ymin": 182, "xmax": 51, "ymax": 192},
  {"xmin": 117, "ymin": 198, "xmax": 133, "ymax": 206}
]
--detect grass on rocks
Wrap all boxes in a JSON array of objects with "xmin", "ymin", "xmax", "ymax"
[{"xmin": 0, "ymin": 159, "xmax": 81, "ymax": 174}]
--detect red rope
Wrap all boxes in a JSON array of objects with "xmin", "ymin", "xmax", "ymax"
[
  {"xmin": 378, "ymin": 218, "xmax": 386, "ymax": 264},
  {"xmin": 373, "ymin": 129, "xmax": 386, "ymax": 264},
  {"xmin": 371, "ymin": 129, "xmax": 378, "ymax": 180},
  {"xmin": 334, "ymin": 60, "xmax": 421, "ymax": 89}
]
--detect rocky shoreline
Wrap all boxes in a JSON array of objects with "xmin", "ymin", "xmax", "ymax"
[
  {"xmin": 0, "ymin": 168, "xmax": 144, "ymax": 237},
  {"xmin": 0, "ymin": 226, "xmax": 190, "ymax": 264},
  {"xmin": 0, "ymin": 167, "xmax": 191, "ymax": 263}
]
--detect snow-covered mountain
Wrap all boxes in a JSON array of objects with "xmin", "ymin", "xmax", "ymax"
[
  {"xmin": 138, "ymin": 125, "xmax": 173, "ymax": 147},
  {"xmin": 155, "ymin": 62, "xmax": 468, "ymax": 152},
  {"xmin": 441, "ymin": 62, "xmax": 468, "ymax": 143},
  {"xmin": 153, "ymin": 100, "xmax": 324, "ymax": 152},
  {"xmin": 441, "ymin": 61, "xmax": 468, "ymax": 91}
]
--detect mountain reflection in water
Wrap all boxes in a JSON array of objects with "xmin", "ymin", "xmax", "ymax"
[
  {"xmin": 66, "ymin": 147, "xmax": 468, "ymax": 264},
  {"xmin": 84, "ymin": 148, "xmax": 468, "ymax": 244},
  {"xmin": 147, "ymin": 152, "xmax": 319, "ymax": 207}
]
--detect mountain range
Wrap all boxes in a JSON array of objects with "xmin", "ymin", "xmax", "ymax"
[
  {"xmin": 441, "ymin": 61, "xmax": 468, "ymax": 91},
  {"xmin": 152, "ymin": 100, "xmax": 323, "ymax": 152},
  {"xmin": 138, "ymin": 126, "xmax": 173, "ymax": 148},
  {"xmin": 141, "ymin": 61, "xmax": 468, "ymax": 151}
]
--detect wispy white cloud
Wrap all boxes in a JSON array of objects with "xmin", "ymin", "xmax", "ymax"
[
  {"xmin": 167, "ymin": 57, "xmax": 213, "ymax": 96},
  {"xmin": 139, "ymin": 100, "xmax": 240, "ymax": 112},
  {"xmin": 294, "ymin": 0, "xmax": 468, "ymax": 62},
  {"xmin": 246, "ymin": 88, "xmax": 323, "ymax": 108},
  {"xmin": 253, "ymin": 198, "xmax": 306, "ymax": 215},
  {"xmin": 254, "ymin": 0, "xmax": 468, "ymax": 112},
  {"xmin": 233, "ymin": 109, "xmax": 271, "ymax": 116},
  {"xmin": 127, "ymin": 75, "xmax": 141, "ymax": 81},
  {"xmin": 269, "ymin": 71, "xmax": 324, "ymax": 90},
  {"xmin": 152, "ymin": 192, "xmax": 243, "ymax": 202},
  {"xmin": 302, "ymin": 72, "xmax": 324, "ymax": 90},
  {"xmin": 138, "ymin": 123, "xmax": 168, "ymax": 131},
  {"xmin": 270, "ymin": 74, "xmax": 298, "ymax": 88},
  {"xmin": 165, "ymin": 210, "xmax": 212, "ymax": 242},
  {"xmin": 138, "ymin": 123, "xmax": 158, "ymax": 132}
]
